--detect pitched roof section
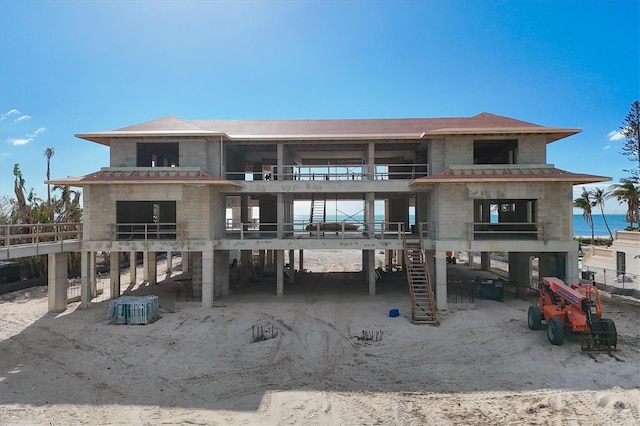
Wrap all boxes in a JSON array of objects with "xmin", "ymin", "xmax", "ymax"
[
  {"xmin": 47, "ymin": 168, "xmax": 242, "ymax": 187},
  {"xmin": 75, "ymin": 112, "xmax": 581, "ymax": 145},
  {"xmin": 411, "ymin": 166, "xmax": 610, "ymax": 186}
]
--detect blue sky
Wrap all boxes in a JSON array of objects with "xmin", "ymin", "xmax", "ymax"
[{"xmin": 0, "ymin": 0, "xmax": 638, "ymax": 214}]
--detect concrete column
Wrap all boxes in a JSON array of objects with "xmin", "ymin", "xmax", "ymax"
[
  {"xmin": 80, "ymin": 251, "xmax": 91, "ymax": 309},
  {"xmin": 365, "ymin": 192, "xmax": 375, "ymax": 236},
  {"xmin": 480, "ymin": 252, "xmax": 491, "ymax": 271},
  {"xmin": 266, "ymin": 250, "xmax": 274, "ymax": 272},
  {"xmin": 90, "ymin": 252, "xmax": 97, "ymax": 298},
  {"xmin": 143, "ymin": 251, "xmax": 150, "ymax": 281},
  {"xmin": 129, "ymin": 251, "xmax": 137, "ymax": 286},
  {"xmin": 147, "ymin": 252, "xmax": 157, "ymax": 285},
  {"xmin": 201, "ymin": 251, "xmax": 215, "ymax": 307},
  {"xmin": 288, "ymin": 249, "xmax": 295, "ymax": 284},
  {"xmin": 110, "ymin": 252, "xmax": 120, "ymax": 299},
  {"xmin": 48, "ymin": 252, "xmax": 68, "ymax": 313},
  {"xmin": 276, "ymin": 249, "xmax": 284, "ymax": 296},
  {"xmin": 366, "ymin": 250, "xmax": 376, "ymax": 295},
  {"xmin": 367, "ymin": 142, "xmax": 375, "ymax": 180},
  {"xmin": 166, "ymin": 252, "xmax": 173, "ymax": 275},
  {"xmin": 192, "ymin": 252, "xmax": 202, "ymax": 299},
  {"xmin": 566, "ymin": 249, "xmax": 579, "ymax": 284},
  {"xmin": 214, "ymin": 250, "xmax": 230, "ymax": 296},
  {"xmin": 434, "ymin": 251, "xmax": 448, "ymax": 310},
  {"xmin": 182, "ymin": 251, "xmax": 190, "ymax": 273},
  {"xmin": 299, "ymin": 249, "xmax": 304, "ymax": 271},
  {"xmin": 276, "ymin": 193, "xmax": 284, "ymax": 238}
]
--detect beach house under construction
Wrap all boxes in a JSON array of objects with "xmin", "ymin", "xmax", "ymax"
[{"xmin": 48, "ymin": 112, "xmax": 610, "ymax": 321}]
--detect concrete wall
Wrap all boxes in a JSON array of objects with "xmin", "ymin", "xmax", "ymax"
[
  {"xmin": 83, "ymin": 184, "xmax": 213, "ymax": 240},
  {"xmin": 517, "ymin": 135, "xmax": 547, "ymax": 164},
  {"xmin": 433, "ymin": 181, "xmax": 573, "ymax": 241}
]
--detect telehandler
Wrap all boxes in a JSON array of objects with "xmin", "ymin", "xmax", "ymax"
[{"xmin": 528, "ymin": 277, "xmax": 617, "ymax": 350}]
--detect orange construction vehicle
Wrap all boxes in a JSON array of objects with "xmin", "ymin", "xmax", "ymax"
[{"xmin": 528, "ymin": 277, "xmax": 617, "ymax": 350}]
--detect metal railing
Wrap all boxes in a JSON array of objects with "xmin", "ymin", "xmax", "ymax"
[
  {"xmin": 223, "ymin": 220, "xmax": 436, "ymax": 240},
  {"xmin": 111, "ymin": 223, "xmax": 184, "ymax": 241},
  {"xmin": 469, "ymin": 222, "xmax": 544, "ymax": 240},
  {"xmin": 0, "ymin": 222, "xmax": 83, "ymax": 249},
  {"xmin": 226, "ymin": 163, "xmax": 430, "ymax": 181}
]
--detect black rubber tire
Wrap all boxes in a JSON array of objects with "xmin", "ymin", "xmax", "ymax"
[
  {"xmin": 600, "ymin": 318, "xmax": 618, "ymax": 349},
  {"xmin": 528, "ymin": 305, "xmax": 542, "ymax": 330},
  {"xmin": 547, "ymin": 317, "xmax": 565, "ymax": 345}
]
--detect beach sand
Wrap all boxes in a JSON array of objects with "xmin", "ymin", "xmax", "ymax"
[{"xmin": 1, "ymin": 250, "xmax": 639, "ymax": 425}]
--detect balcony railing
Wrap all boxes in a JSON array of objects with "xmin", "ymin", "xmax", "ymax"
[
  {"xmin": 0, "ymin": 222, "xmax": 83, "ymax": 249},
  {"xmin": 111, "ymin": 223, "xmax": 184, "ymax": 241},
  {"xmin": 226, "ymin": 163, "xmax": 430, "ymax": 181},
  {"xmin": 469, "ymin": 222, "xmax": 544, "ymax": 240},
  {"xmin": 224, "ymin": 221, "xmax": 436, "ymax": 240}
]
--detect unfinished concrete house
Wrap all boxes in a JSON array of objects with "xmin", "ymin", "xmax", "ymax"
[{"xmin": 49, "ymin": 112, "xmax": 609, "ymax": 322}]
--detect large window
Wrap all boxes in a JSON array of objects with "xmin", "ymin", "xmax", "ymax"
[
  {"xmin": 115, "ymin": 201, "xmax": 177, "ymax": 240},
  {"xmin": 473, "ymin": 139, "xmax": 518, "ymax": 164},
  {"xmin": 136, "ymin": 142, "xmax": 179, "ymax": 167},
  {"xmin": 473, "ymin": 199, "xmax": 537, "ymax": 240}
]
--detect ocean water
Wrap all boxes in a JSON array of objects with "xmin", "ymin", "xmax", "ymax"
[{"xmin": 294, "ymin": 213, "xmax": 631, "ymax": 238}]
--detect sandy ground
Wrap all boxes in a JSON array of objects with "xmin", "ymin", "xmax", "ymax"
[{"xmin": 1, "ymin": 250, "xmax": 639, "ymax": 425}]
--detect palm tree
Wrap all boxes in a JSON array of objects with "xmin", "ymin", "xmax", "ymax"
[
  {"xmin": 589, "ymin": 187, "xmax": 613, "ymax": 240},
  {"xmin": 574, "ymin": 187, "xmax": 594, "ymax": 245},
  {"xmin": 609, "ymin": 179, "xmax": 640, "ymax": 230},
  {"xmin": 44, "ymin": 147, "xmax": 55, "ymax": 205}
]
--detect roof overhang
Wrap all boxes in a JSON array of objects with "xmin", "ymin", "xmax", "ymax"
[
  {"xmin": 421, "ymin": 127, "xmax": 581, "ymax": 143},
  {"xmin": 47, "ymin": 168, "xmax": 242, "ymax": 188},
  {"xmin": 411, "ymin": 165, "xmax": 610, "ymax": 186},
  {"xmin": 75, "ymin": 131, "xmax": 230, "ymax": 146}
]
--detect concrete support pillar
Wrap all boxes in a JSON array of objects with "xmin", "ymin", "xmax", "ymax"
[
  {"xmin": 266, "ymin": 250, "xmax": 274, "ymax": 272},
  {"xmin": 143, "ymin": 251, "xmax": 149, "ymax": 281},
  {"xmin": 366, "ymin": 250, "xmax": 376, "ymax": 295},
  {"xmin": 90, "ymin": 252, "xmax": 97, "ymax": 298},
  {"xmin": 80, "ymin": 251, "xmax": 91, "ymax": 309},
  {"xmin": 192, "ymin": 252, "xmax": 202, "ymax": 299},
  {"xmin": 299, "ymin": 249, "xmax": 304, "ymax": 272},
  {"xmin": 201, "ymin": 251, "xmax": 215, "ymax": 308},
  {"xmin": 129, "ymin": 251, "xmax": 137, "ymax": 286},
  {"xmin": 434, "ymin": 251, "xmax": 448, "ymax": 310},
  {"xmin": 367, "ymin": 142, "xmax": 375, "ymax": 180},
  {"xmin": 48, "ymin": 252, "xmax": 68, "ymax": 312},
  {"xmin": 480, "ymin": 252, "xmax": 491, "ymax": 271},
  {"xmin": 259, "ymin": 250, "xmax": 266, "ymax": 272},
  {"xmin": 365, "ymin": 192, "xmax": 375, "ymax": 236},
  {"xmin": 214, "ymin": 250, "xmax": 230, "ymax": 296},
  {"xmin": 147, "ymin": 252, "xmax": 157, "ymax": 285},
  {"xmin": 288, "ymin": 249, "xmax": 295, "ymax": 284},
  {"xmin": 182, "ymin": 251, "xmax": 190, "ymax": 273},
  {"xmin": 276, "ymin": 193, "xmax": 284, "ymax": 238},
  {"xmin": 166, "ymin": 252, "xmax": 173, "ymax": 275},
  {"xmin": 276, "ymin": 249, "xmax": 284, "ymax": 296},
  {"xmin": 566, "ymin": 249, "xmax": 579, "ymax": 284},
  {"xmin": 110, "ymin": 252, "xmax": 120, "ymax": 299}
]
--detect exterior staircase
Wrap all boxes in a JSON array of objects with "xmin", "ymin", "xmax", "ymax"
[
  {"xmin": 310, "ymin": 196, "xmax": 326, "ymax": 225},
  {"xmin": 403, "ymin": 235, "xmax": 438, "ymax": 325}
]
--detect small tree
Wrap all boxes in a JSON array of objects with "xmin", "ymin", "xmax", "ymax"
[
  {"xmin": 590, "ymin": 187, "xmax": 613, "ymax": 240},
  {"xmin": 574, "ymin": 187, "xmax": 594, "ymax": 244},
  {"xmin": 609, "ymin": 179, "xmax": 640, "ymax": 230},
  {"xmin": 620, "ymin": 101, "xmax": 640, "ymax": 183},
  {"xmin": 44, "ymin": 147, "xmax": 55, "ymax": 205}
]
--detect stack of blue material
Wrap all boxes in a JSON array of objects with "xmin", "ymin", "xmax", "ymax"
[{"xmin": 107, "ymin": 295, "xmax": 159, "ymax": 325}]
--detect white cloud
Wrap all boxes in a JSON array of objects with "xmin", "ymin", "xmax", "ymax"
[
  {"xmin": 1, "ymin": 109, "xmax": 20, "ymax": 120},
  {"xmin": 603, "ymin": 145, "xmax": 610, "ymax": 150},
  {"xmin": 10, "ymin": 138, "xmax": 32, "ymax": 146},
  {"xmin": 28, "ymin": 127, "xmax": 46, "ymax": 137},
  {"xmin": 6, "ymin": 127, "xmax": 47, "ymax": 146},
  {"xmin": 607, "ymin": 130, "xmax": 625, "ymax": 141},
  {"xmin": 14, "ymin": 115, "xmax": 31, "ymax": 122}
]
